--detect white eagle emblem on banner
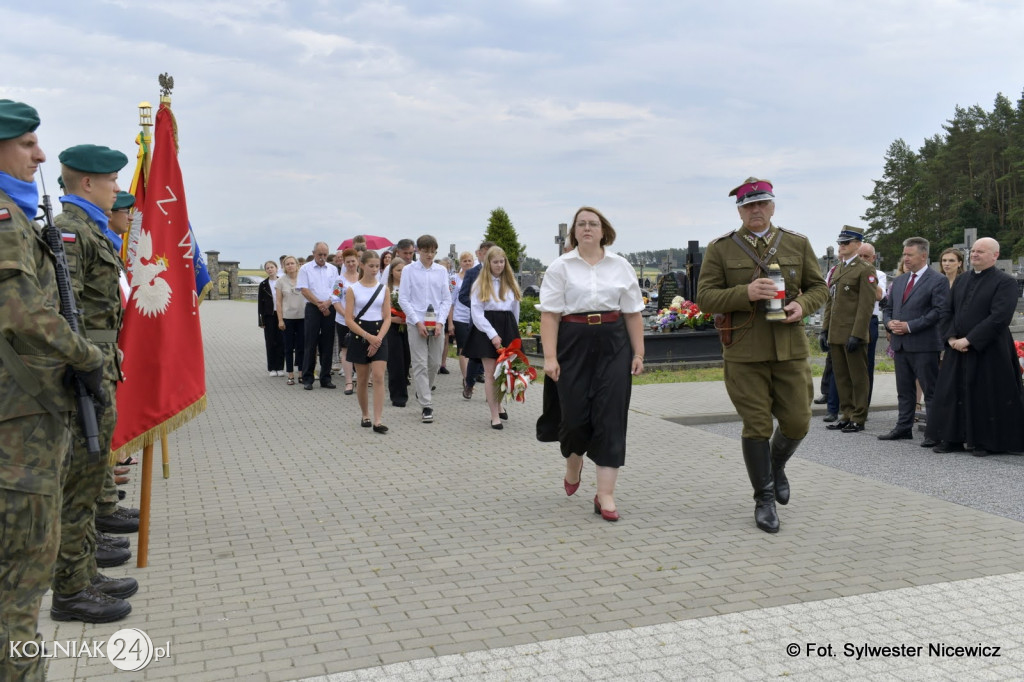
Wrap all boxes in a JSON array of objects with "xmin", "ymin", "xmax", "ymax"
[{"xmin": 131, "ymin": 228, "xmax": 172, "ymax": 316}]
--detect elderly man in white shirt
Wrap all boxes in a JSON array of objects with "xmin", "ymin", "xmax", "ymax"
[
  {"xmin": 398, "ymin": 235, "xmax": 452, "ymax": 422},
  {"xmin": 296, "ymin": 241, "xmax": 339, "ymax": 390}
]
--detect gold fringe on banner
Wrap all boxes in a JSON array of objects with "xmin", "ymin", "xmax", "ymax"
[{"xmin": 108, "ymin": 394, "xmax": 207, "ymax": 465}]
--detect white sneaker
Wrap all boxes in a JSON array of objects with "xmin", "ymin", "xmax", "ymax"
[
  {"xmin": 276, "ymin": 370, "xmax": 285, "ymax": 376},
  {"xmin": 268, "ymin": 371, "xmax": 276, "ymax": 377}
]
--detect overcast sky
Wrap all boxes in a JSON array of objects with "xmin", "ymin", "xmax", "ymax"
[{"xmin": 4, "ymin": 0, "xmax": 1024, "ymax": 268}]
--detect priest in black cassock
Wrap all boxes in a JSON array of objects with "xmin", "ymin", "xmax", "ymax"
[{"xmin": 927, "ymin": 237, "xmax": 1024, "ymax": 456}]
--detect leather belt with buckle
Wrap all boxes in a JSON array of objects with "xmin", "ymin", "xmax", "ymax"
[{"xmin": 562, "ymin": 311, "xmax": 621, "ymax": 325}]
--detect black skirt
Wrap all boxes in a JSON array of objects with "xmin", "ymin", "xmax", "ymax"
[
  {"xmin": 347, "ymin": 320, "xmax": 389, "ymax": 364},
  {"xmin": 463, "ymin": 310, "xmax": 519, "ymax": 359}
]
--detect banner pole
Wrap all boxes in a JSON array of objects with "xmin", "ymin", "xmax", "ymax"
[{"xmin": 137, "ymin": 442, "xmax": 153, "ymax": 568}]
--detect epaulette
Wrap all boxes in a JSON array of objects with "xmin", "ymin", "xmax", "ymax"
[
  {"xmin": 775, "ymin": 225, "xmax": 809, "ymax": 239},
  {"xmin": 708, "ymin": 229, "xmax": 737, "ymax": 245}
]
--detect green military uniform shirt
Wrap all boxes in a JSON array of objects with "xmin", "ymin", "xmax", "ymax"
[
  {"xmin": 55, "ymin": 202, "xmax": 125, "ymax": 383},
  {"xmin": 822, "ymin": 257, "xmax": 877, "ymax": 343},
  {"xmin": 696, "ymin": 224, "xmax": 829, "ymax": 362}
]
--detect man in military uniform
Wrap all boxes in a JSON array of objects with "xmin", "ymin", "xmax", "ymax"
[
  {"xmin": 92, "ymin": 190, "xmax": 136, "ymax": 557},
  {"xmin": 0, "ymin": 100, "xmax": 107, "ymax": 681},
  {"xmin": 696, "ymin": 177, "xmax": 828, "ymax": 533},
  {"xmin": 49, "ymin": 144, "xmax": 138, "ymax": 624},
  {"xmin": 819, "ymin": 227, "xmax": 877, "ymax": 434}
]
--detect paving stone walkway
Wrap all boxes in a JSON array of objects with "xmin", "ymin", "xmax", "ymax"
[{"xmin": 39, "ymin": 300, "xmax": 1024, "ymax": 680}]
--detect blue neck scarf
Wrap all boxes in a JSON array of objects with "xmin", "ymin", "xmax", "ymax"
[
  {"xmin": 60, "ymin": 194, "xmax": 109, "ymax": 231},
  {"xmin": 102, "ymin": 226, "xmax": 123, "ymax": 252},
  {"xmin": 0, "ymin": 171, "xmax": 40, "ymax": 219}
]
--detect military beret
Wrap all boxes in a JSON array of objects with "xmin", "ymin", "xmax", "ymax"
[
  {"xmin": 58, "ymin": 144, "xmax": 128, "ymax": 174},
  {"xmin": 112, "ymin": 191, "xmax": 135, "ymax": 210},
  {"xmin": 0, "ymin": 100, "xmax": 40, "ymax": 141},
  {"xmin": 837, "ymin": 226, "xmax": 864, "ymax": 243},
  {"xmin": 729, "ymin": 177, "xmax": 774, "ymax": 206}
]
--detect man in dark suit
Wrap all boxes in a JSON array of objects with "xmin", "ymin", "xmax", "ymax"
[{"xmin": 879, "ymin": 237, "xmax": 948, "ymax": 444}]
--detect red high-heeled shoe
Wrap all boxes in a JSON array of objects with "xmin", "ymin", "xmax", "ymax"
[
  {"xmin": 593, "ymin": 495, "xmax": 619, "ymax": 521},
  {"xmin": 563, "ymin": 459, "xmax": 584, "ymax": 496}
]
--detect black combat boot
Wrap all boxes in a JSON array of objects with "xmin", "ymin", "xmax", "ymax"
[
  {"xmin": 95, "ymin": 543, "xmax": 131, "ymax": 568},
  {"xmin": 97, "ymin": 531, "xmax": 130, "ymax": 549},
  {"xmin": 95, "ymin": 507, "xmax": 139, "ymax": 534},
  {"xmin": 741, "ymin": 438, "xmax": 779, "ymax": 533},
  {"xmin": 50, "ymin": 585, "xmax": 132, "ymax": 623},
  {"xmin": 90, "ymin": 573, "xmax": 139, "ymax": 600},
  {"xmin": 770, "ymin": 429, "xmax": 803, "ymax": 506}
]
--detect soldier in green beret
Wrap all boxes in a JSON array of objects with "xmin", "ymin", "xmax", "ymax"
[
  {"xmin": 0, "ymin": 100, "xmax": 107, "ymax": 680},
  {"xmin": 819, "ymin": 227, "xmax": 877, "ymax": 433},
  {"xmin": 49, "ymin": 144, "xmax": 139, "ymax": 624},
  {"xmin": 697, "ymin": 177, "xmax": 828, "ymax": 533}
]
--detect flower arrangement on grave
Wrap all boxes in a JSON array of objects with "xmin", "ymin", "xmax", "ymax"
[
  {"xmin": 652, "ymin": 296, "xmax": 713, "ymax": 331},
  {"xmin": 493, "ymin": 338, "xmax": 537, "ymax": 404}
]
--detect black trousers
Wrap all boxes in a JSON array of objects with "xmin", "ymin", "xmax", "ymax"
[
  {"xmin": 894, "ymin": 350, "xmax": 940, "ymax": 430},
  {"xmin": 555, "ymin": 318, "xmax": 632, "ymax": 467},
  {"xmin": 261, "ymin": 313, "xmax": 284, "ymax": 371},
  {"xmin": 302, "ymin": 303, "xmax": 335, "ymax": 386},
  {"xmin": 386, "ymin": 325, "xmax": 410, "ymax": 404}
]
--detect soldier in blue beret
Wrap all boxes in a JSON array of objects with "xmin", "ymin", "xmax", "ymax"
[
  {"xmin": 0, "ymin": 100, "xmax": 108, "ymax": 680},
  {"xmin": 50, "ymin": 144, "xmax": 139, "ymax": 624}
]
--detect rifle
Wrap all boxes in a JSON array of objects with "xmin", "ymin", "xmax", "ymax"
[{"xmin": 37, "ymin": 180, "xmax": 103, "ymax": 457}]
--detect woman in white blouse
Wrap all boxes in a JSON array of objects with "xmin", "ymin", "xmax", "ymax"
[
  {"xmin": 331, "ymin": 248, "xmax": 360, "ymax": 394},
  {"xmin": 538, "ymin": 207, "xmax": 645, "ymax": 521},
  {"xmin": 464, "ymin": 246, "xmax": 521, "ymax": 429}
]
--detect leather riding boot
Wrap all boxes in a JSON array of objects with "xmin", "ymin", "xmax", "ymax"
[
  {"xmin": 741, "ymin": 438, "xmax": 779, "ymax": 533},
  {"xmin": 770, "ymin": 429, "xmax": 803, "ymax": 506}
]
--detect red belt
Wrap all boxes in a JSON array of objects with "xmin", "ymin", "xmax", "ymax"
[{"xmin": 562, "ymin": 311, "xmax": 620, "ymax": 325}]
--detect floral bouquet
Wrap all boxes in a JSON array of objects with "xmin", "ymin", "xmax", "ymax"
[
  {"xmin": 1015, "ymin": 340, "xmax": 1024, "ymax": 374},
  {"xmin": 493, "ymin": 338, "xmax": 538, "ymax": 404},
  {"xmin": 652, "ymin": 296, "xmax": 713, "ymax": 331},
  {"xmin": 390, "ymin": 289, "xmax": 406, "ymax": 332}
]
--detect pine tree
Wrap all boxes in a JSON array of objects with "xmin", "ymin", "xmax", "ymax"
[{"xmin": 484, "ymin": 207, "xmax": 525, "ymax": 272}]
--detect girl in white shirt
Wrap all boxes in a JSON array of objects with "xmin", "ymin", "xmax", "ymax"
[
  {"xmin": 331, "ymin": 249, "xmax": 360, "ymax": 393},
  {"xmin": 345, "ymin": 251, "xmax": 392, "ymax": 433},
  {"xmin": 465, "ymin": 246, "xmax": 521, "ymax": 429}
]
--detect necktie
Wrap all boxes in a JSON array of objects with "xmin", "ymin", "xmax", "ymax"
[{"xmin": 902, "ymin": 273, "xmax": 916, "ymax": 302}]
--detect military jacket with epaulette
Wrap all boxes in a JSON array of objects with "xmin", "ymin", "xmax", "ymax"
[
  {"xmin": 696, "ymin": 223, "xmax": 828, "ymax": 362},
  {"xmin": 55, "ymin": 202, "xmax": 125, "ymax": 382},
  {"xmin": 822, "ymin": 257, "xmax": 877, "ymax": 343},
  {"xmin": 0, "ymin": 190, "xmax": 103, "ymax": 421}
]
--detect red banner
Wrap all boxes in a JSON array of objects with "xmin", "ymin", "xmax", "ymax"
[{"xmin": 111, "ymin": 102, "xmax": 206, "ymax": 457}]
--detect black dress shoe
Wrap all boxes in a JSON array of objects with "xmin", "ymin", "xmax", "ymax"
[
  {"xmin": 878, "ymin": 429, "xmax": 912, "ymax": 440},
  {"xmin": 95, "ymin": 544, "xmax": 131, "ymax": 568},
  {"xmin": 841, "ymin": 422, "xmax": 865, "ymax": 433},
  {"xmin": 95, "ymin": 507, "xmax": 139, "ymax": 534},
  {"xmin": 825, "ymin": 420, "xmax": 850, "ymax": 430},
  {"xmin": 321, "ymin": 382, "xmax": 337, "ymax": 389},
  {"xmin": 972, "ymin": 448, "xmax": 1004, "ymax": 457},
  {"xmin": 303, "ymin": 383, "xmax": 313, "ymax": 391},
  {"xmin": 391, "ymin": 401, "xmax": 406, "ymax": 407},
  {"xmin": 90, "ymin": 573, "xmax": 139, "ymax": 600},
  {"xmin": 51, "ymin": 585, "xmax": 131, "ymax": 623},
  {"xmin": 932, "ymin": 441, "xmax": 966, "ymax": 453},
  {"xmin": 822, "ymin": 413, "xmax": 838, "ymax": 423},
  {"xmin": 812, "ymin": 395, "xmax": 827, "ymax": 404},
  {"xmin": 920, "ymin": 438, "xmax": 937, "ymax": 448},
  {"xmin": 97, "ymin": 532, "xmax": 130, "ymax": 549}
]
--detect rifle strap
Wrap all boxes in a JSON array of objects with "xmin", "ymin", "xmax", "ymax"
[{"xmin": 0, "ymin": 334, "xmax": 67, "ymax": 423}]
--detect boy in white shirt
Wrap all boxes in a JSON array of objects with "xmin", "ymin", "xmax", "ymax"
[{"xmin": 398, "ymin": 235, "xmax": 452, "ymax": 422}]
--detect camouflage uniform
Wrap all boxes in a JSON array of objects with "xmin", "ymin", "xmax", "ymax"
[
  {"xmin": 52, "ymin": 202, "xmax": 124, "ymax": 595},
  {"xmin": 0, "ymin": 188, "xmax": 103, "ymax": 681}
]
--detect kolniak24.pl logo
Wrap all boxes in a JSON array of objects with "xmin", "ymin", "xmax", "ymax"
[{"xmin": 10, "ymin": 628, "xmax": 170, "ymax": 671}]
